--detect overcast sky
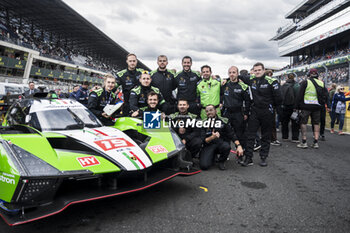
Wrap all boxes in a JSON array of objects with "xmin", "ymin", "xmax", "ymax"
[{"xmin": 64, "ymin": 0, "xmax": 301, "ymax": 78}]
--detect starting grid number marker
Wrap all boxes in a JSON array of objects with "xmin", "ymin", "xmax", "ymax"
[{"xmin": 199, "ymin": 186, "xmax": 208, "ymax": 192}]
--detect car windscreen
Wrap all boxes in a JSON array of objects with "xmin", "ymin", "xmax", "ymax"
[{"xmin": 29, "ymin": 108, "xmax": 102, "ymax": 131}]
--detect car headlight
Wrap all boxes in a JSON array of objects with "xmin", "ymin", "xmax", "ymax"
[
  {"xmin": 9, "ymin": 143, "xmax": 61, "ymax": 177},
  {"xmin": 169, "ymin": 128, "xmax": 185, "ymax": 150}
]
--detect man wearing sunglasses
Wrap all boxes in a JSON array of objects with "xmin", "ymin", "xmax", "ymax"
[{"xmin": 129, "ymin": 71, "xmax": 166, "ymax": 117}]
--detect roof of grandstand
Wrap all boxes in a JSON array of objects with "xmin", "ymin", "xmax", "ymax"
[
  {"xmin": 0, "ymin": 0, "xmax": 149, "ymax": 71},
  {"xmin": 285, "ymin": 0, "xmax": 327, "ymax": 18}
]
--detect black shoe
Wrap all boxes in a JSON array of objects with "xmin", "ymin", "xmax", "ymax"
[
  {"xmin": 320, "ymin": 135, "xmax": 325, "ymax": 141},
  {"xmin": 253, "ymin": 144, "xmax": 261, "ymax": 151},
  {"xmin": 218, "ymin": 161, "xmax": 226, "ymax": 170},
  {"xmin": 241, "ymin": 158, "xmax": 253, "ymax": 167},
  {"xmin": 236, "ymin": 156, "xmax": 243, "ymax": 164},
  {"xmin": 259, "ymin": 158, "xmax": 267, "ymax": 167}
]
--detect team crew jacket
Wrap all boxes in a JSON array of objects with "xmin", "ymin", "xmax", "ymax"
[
  {"xmin": 116, "ymin": 68, "xmax": 144, "ymax": 102},
  {"xmin": 222, "ymin": 80, "xmax": 251, "ymax": 115},
  {"xmin": 174, "ymin": 70, "xmax": 201, "ymax": 102},
  {"xmin": 88, "ymin": 88, "xmax": 117, "ymax": 123},
  {"xmin": 168, "ymin": 112, "xmax": 200, "ymax": 141},
  {"xmin": 200, "ymin": 116, "xmax": 238, "ymax": 144},
  {"xmin": 240, "ymin": 75, "xmax": 282, "ymax": 109},
  {"xmin": 150, "ymin": 69, "xmax": 176, "ymax": 103},
  {"xmin": 197, "ymin": 77, "xmax": 221, "ymax": 107},
  {"xmin": 129, "ymin": 85, "xmax": 165, "ymax": 112}
]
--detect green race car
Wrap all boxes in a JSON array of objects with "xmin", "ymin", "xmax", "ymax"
[{"xmin": 0, "ymin": 95, "xmax": 200, "ymax": 226}]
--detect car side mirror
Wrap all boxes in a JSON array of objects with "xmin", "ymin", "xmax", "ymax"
[
  {"xmin": 10, "ymin": 108, "xmax": 17, "ymax": 115},
  {"xmin": 25, "ymin": 115, "xmax": 31, "ymax": 123}
]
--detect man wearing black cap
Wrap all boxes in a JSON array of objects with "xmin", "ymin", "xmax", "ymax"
[
  {"xmin": 76, "ymin": 81, "xmax": 89, "ymax": 106},
  {"xmin": 295, "ymin": 68, "xmax": 328, "ymax": 149},
  {"xmin": 281, "ymin": 73, "xmax": 300, "ymax": 142}
]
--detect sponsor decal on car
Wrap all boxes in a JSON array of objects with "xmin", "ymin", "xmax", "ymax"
[
  {"xmin": 94, "ymin": 138, "xmax": 134, "ymax": 151},
  {"xmin": 77, "ymin": 156, "xmax": 100, "ymax": 167},
  {"xmin": 121, "ymin": 151, "xmax": 146, "ymax": 169},
  {"xmin": 0, "ymin": 172, "xmax": 15, "ymax": 185},
  {"xmin": 147, "ymin": 145, "xmax": 168, "ymax": 154}
]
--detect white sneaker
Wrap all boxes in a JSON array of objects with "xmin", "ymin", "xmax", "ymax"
[
  {"xmin": 297, "ymin": 142, "xmax": 308, "ymax": 149},
  {"xmin": 311, "ymin": 142, "xmax": 319, "ymax": 149},
  {"xmin": 270, "ymin": 140, "xmax": 281, "ymax": 146}
]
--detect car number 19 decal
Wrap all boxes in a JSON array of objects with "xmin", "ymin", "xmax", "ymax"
[
  {"xmin": 94, "ymin": 138, "xmax": 146, "ymax": 170},
  {"xmin": 94, "ymin": 138, "xmax": 134, "ymax": 151}
]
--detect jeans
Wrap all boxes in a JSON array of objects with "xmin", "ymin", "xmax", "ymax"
[
  {"xmin": 330, "ymin": 111, "xmax": 340, "ymax": 129},
  {"xmin": 338, "ymin": 114, "xmax": 345, "ymax": 131}
]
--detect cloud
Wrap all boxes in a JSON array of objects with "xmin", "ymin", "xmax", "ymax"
[
  {"xmin": 109, "ymin": 8, "xmax": 140, "ymax": 22},
  {"xmin": 156, "ymin": 27, "xmax": 173, "ymax": 37},
  {"xmin": 64, "ymin": 0, "xmax": 301, "ymax": 77}
]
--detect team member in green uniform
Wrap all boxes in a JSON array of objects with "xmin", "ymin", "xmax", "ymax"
[{"xmin": 196, "ymin": 65, "xmax": 221, "ymax": 119}]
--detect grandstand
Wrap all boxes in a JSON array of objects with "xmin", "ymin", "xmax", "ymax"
[
  {"xmin": 0, "ymin": 0, "xmax": 149, "ymax": 92},
  {"xmin": 271, "ymin": 0, "xmax": 350, "ymax": 86}
]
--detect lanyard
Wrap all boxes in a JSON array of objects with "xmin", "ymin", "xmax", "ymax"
[{"xmin": 105, "ymin": 91, "xmax": 113, "ymax": 104}]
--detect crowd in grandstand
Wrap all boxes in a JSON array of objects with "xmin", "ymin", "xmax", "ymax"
[
  {"xmin": 0, "ymin": 15, "xmax": 117, "ymax": 73},
  {"xmin": 280, "ymin": 47, "xmax": 350, "ymax": 70},
  {"xmin": 277, "ymin": 66, "xmax": 349, "ymax": 86}
]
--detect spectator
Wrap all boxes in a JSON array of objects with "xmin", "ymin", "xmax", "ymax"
[
  {"xmin": 69, "ymin": 85, "xmax": 79, "ymax": 99},
  {"xmin": 330, "ymin": 85, "xmax": 350, "ymax": 135},
  {"xmin": 24, "ymin": 81, "xmax": 39, "ymax": 97},
  {"xmin": 76, "ymin": 81, "xmax": 89, "ymax": 106},
  {"xmin": 280, "ymin": 73, "xmax": 300, "ymax": 142},
  {"xmin": 295, "ymin": 69, "xmax": 327, "ymax": 149}
]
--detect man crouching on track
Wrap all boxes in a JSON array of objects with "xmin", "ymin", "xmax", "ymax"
[{"xmin": 200, "ymin": 105, "xmax": 243, "ymax": 170}]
